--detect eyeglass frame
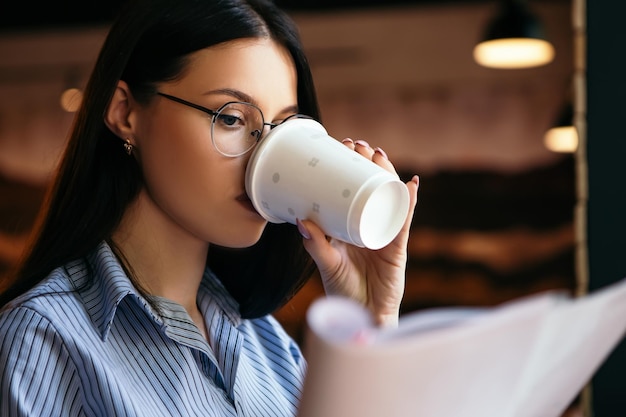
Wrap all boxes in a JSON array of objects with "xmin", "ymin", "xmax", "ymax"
[{"xmin": 156, "ymin": 91, "xmax": 313, "ymax": 157}]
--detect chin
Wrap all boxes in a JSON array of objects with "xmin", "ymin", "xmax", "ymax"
[{"xmin": 216, "ymin": 222, "xmax": 267, "ymax": 248}]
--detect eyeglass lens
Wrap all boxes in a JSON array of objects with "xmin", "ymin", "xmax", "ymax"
[
  {"xmin": 212, "ymin": 102, "xmax": 264, "ymax": 157},
  {"xmin": 211, "ymin": 102, "xmax": 314, "ymax": 157}
]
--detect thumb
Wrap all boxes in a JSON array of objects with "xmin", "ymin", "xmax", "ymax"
[{"xmin": 296, "ymin": 218, "xmax": 340, "ymax": 273}]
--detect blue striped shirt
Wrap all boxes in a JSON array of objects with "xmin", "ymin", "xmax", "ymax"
[{"xmin": 0, "ymin": 242, "xmax": 307, "ymax": 416}]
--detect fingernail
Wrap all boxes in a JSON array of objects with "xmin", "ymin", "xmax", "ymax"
[
  {"xmin": 374, "ymin": 147, "xmax": 388, "ymax": 159},
  {"xmin": 342, "ymin": 138, "xmax": 354, "ymax": 145},
  {"xmin": 296, "ymin": 218, "xmax": 311, "ymax": 239},
  {"xmin": 355, "ymin": 139, "xmax": 370, "ymax": 148}
]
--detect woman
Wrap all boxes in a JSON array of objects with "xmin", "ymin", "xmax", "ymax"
[{"xmin": 0, "ymin": 0, "xmax": 419, "ymax": 415}]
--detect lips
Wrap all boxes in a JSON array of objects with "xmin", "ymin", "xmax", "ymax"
[
  {"xmin": 236, "ymin": 192, "xmax": 258, "ymax": 214},
  {"xmin": 236, "ymin": 192, "xmax": 251, "ymax": 202}
]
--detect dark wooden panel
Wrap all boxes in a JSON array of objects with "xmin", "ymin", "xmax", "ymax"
[{"xmin": 399, "ymin": 155, "xmax": 576, "ymax": 231}]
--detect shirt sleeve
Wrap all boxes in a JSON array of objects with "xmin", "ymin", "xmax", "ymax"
[{"xmin": 0, "ymin": 306, "xmax": 84, "ymax": 417}]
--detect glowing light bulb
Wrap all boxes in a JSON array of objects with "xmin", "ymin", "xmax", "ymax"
[
  {"xmin": 544, "ymin": 126, "xmax": 578, "ymax": 153},
  {"xmin": 60, "ymin": 88, "xmax": 83, "ymax": 112},
  {"xmin": 474, "ymin": 38, "xmax": 555, "ymax": 69}
]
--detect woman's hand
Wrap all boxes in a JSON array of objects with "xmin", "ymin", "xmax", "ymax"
[{"xmin": 298, "ymin": 138, "xmax": 419, "ymax": 328}]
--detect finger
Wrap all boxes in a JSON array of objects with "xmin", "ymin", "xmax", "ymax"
[
  {"xmin": 355, "ymin": 140, "xmax": 397, "ymax": 176},
  {"xmin": 407, "ymin": 175, "xmax": 420, "ymax": 216},
  {"xmin": 393, "ymin": 175, "xmax": 420, "ymax": 244},
  {"xmin": 372, "ymin": 146, "xmax": 397, "ymax": 175},
  {"xmin": 341, "ymin": 138, "xmax": 356, "ymax": 150},
  {"xmin": 354, "ymin": 139, "xmax": 375, "ymax": 159}
]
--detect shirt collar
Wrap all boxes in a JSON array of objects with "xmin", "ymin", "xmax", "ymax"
[
  {"xmin": 66, "ymin": 242, "xmax": 162, "ymax": 340},
  {"xmin": 68, "ymin": 241, "xmax": 243, "ymax": 340}
]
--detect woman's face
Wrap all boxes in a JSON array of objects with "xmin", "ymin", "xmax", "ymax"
[{"xmin": 132, "ymin": 38, "xmax": 298, "ymax": 248}]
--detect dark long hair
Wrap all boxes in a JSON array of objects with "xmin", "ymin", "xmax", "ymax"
[{"xmin": 0, "ymin": 0, "xmax": 319, "ymax": 318}]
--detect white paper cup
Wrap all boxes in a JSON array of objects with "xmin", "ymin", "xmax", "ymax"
[{"xmin": 245, "ymin": 118, "xmax": 410, "ymax": 250}]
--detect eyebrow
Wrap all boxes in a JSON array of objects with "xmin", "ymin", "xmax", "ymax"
[{"xmin": 203, "ymin": 88, "xmax": 299, "ymax": 116}]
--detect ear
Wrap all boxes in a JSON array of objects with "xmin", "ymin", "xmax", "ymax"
[{"xmin": 104, "ymin": 80, "xmax": 136, "ymax": 140}]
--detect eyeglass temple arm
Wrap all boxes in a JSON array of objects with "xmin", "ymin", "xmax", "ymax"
[{"xmin": 156, "ymin": 92, "xmax": 219, "ymax": 117}]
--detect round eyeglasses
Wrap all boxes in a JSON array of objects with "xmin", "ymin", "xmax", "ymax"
[{"xmin": 156, "ymin": 92, "xmax": 313, "ymax": 157}]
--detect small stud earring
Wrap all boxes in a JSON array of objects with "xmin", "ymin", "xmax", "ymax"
[{"xmin": 123, "ymin": 139, "xmax": 133, "ymax": 155}]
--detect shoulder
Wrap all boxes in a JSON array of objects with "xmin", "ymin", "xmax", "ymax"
[
  {"xmin": 2, "ymin": 264, "xmax": 75, "ymax": 310},
  {"xmin": 0, "ymin": 302, "xmax": 63, "ymax": 353},
  {"xmin": 245, "ymin": 314, "xmax": 306, "ymax": 365},
  {"xmin": 0, "ymin": 265, "xmax": 92, "ymax": 413},
  {"xmin": 1, "ymin": 265, "xmax": 81, "ymax": 327},
  {"xmin": 0, "ymin": 266, "xmax": 79, "ymax": 354},
  {"xmin": 0, "ymin": 262, "xmax": 96, "ymax": 354},
  {"xmin": 0, "ymin": 302, "xmax": 84, "ymax": 416},
  {"xmin": 0, "ymin": 299, "xmax": 77, "ymax": 381}
]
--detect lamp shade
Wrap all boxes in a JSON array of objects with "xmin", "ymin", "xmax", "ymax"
[{"xmin": 474, "ymin": 0, "xmax": 555, "ymax": 69}]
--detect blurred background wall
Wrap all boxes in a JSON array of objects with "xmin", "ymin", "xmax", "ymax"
[{"xmin": 0, "ymin": 0, "xmax": 576, "ymax": 315}]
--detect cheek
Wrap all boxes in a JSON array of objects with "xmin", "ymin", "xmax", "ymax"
[
  {"xmin": 140, "ymin": 124, "xmax": 215, "ymax": 194},
  {"xmin": 136, "ymin": 121, "xmax": 233, "ymax": 225}
]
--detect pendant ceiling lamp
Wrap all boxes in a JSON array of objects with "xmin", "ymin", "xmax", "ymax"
[
  {"xmin": 473, "ymin": 0, "xmax": 555, "ymax": 69},
  {"xmin": 544, "ymin": 103, "xmax": 578, "ymax": 153}
]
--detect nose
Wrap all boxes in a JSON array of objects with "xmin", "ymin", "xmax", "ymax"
[{"xmin": 257, "ymin": 122, "xmax": 277, "ymax": 141}]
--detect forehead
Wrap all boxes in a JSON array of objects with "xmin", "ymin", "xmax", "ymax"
[{"xmin": 174, "ymin": 38, "xmax": 298, "ymax": 107}]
